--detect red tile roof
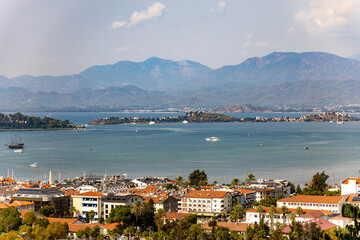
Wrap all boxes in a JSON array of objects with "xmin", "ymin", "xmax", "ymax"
[
  {"xmin": 202, "ymin": 221, "xmax": 253, "ymax": 232},
  {"xmin": 342, "ymin": 177, "xmax": 360, "ymax": 184},
  {"xmin": 187, "ymin": 190, "xmax": 229, "ymax": 198},
  {"xmin": 282, "ymin": 218, "xmax": 337, "ymax": 233},
  {"xmin": 277, "ymin": 195, "xmax": 344, "ymax": 204},
  {"xmin": 73, "ymin": 191, "xmax": 105, "ymax": 197},
  {"xmin": 165, "ymin": 212, "xmax": 191, "ymax": 220},
  {"xmin": 246, "ymin": 207, "xmax": 333, "ymax": 216}
]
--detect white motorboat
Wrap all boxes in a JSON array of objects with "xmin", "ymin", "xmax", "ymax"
[
  {"xmin": 29, "ymin": 163, "xmax": 39, "ymax": 168},
  {"xmin": 206, "ymin": 136, "xmax": 219, "ymax": 142},
  {"xmin": 14, "ymin": 149, "xmax": 24, "ymax": 153},
  {"xmin": 182, "ymin": 120, "xmax": 188, "ymax": 124},
  {"xmin": 149, "ymin": 121, "xmax": 155, "ymax": 125}
]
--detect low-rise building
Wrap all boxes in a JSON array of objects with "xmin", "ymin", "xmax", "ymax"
[
  {"xmin": 102, "ymin": 194, "xmax": 143, "ymax": 219},
  {"xmin": 341, "ymin": 177, "xmax": 360, "ymax": 195},
  {"xmin": 277, "ymin": 195, "xmax": 347, "ymax": 214},
  {"xmin": 11, "ymin": 188, "xmax": 69, "ymax": 216},
  {"xmin": 179, "ymin": 190, "xmax": 232, "ymax": 216},
  {"xmin": 72, "ymin": 191, "xmax": 105, "ymax": 222},
  {"xmin": 144, "ymin": 196, "xmax": 178, "ymax": 212}
]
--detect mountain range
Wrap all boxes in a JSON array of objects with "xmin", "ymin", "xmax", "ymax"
[{"xmin": 1, "ymin": 52, "xmax": 360, "ymax": 111}]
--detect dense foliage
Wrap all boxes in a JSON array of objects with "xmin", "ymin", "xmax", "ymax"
[{"xmin": 0, "ymin": 112, "xmax": 77, "ymax": 129}]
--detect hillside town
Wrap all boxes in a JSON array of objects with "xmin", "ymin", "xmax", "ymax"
[{"xmin": 1, "ymin": 170, "xmax": 360, "ymax": 239}]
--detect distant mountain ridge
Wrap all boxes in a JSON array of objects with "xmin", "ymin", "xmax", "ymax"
[{"xmin": 1, "ymin": 52, "xmax": 360, "ymax": 110}]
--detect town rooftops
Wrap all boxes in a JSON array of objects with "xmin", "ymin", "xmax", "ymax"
[
  {"xmin": 202, "ymin": 221, "xmax": 254, "ymax": 232},
  {"xmin": 103, "ymin": 194, "xmax": 141, "ymax": 203},
  {"xmin": 246, "ymin": 207, "xmax": 333, "ymax": 216},
  {"xmin": 342, "ymin": 177, "xmax": 360, "ymax": 184},
  {"xmin": 187, "ymin": 190, "xmax": 229, "ymax": 198},
  {"xmin": 282, "ymin": 218, "xmax": 337, "ymax": 233},
  {"xmin": 165, "ymin": 212, "xmax": 192, "ymax": 220},
  {"xmin": 73, "ymin": 191, "xmax": 105, "ymax": 197},
  {"xmin": 13, "ymin": 188, "xmax": 66, "ymax": 198},
  {"xmin": 277, "ymin": 195, "xmax": 344, "ymax": 204}
]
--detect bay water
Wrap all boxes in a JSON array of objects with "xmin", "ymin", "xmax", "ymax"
[{"xmin": 1, "ymin": 112, "xmax": 360, "ymax": 186}]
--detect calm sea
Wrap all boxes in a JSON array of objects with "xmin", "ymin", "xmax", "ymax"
[{"xmin": 1, "ymin": 112, "xmax": 360, "ymax": 186}]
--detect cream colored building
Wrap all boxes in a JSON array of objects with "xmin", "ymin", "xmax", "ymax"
[{"xmin": 72, "ymin": 191, "xmax": 105, "ymax": 222}]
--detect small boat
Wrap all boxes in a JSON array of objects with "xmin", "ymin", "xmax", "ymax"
[
  {"xmin": 206, "ymin": 136, "xmax": 219, "ymax": 142},
  {"xmin": 260, "ymin": 141, "xmax": 263, "ymax": 147},
  {"xmin": 304, "ymin": 146, "xmax": 309, "ymax": 150},
  {"xmin": 14, "ymin": 149, "xmax": 24, "ymax": 153},
  {"xmin": 29, "ymin": 163, "xmax": 39, "ymax": 168},
  {"xmin": 149, "ymin": 121, "xmax": 155, "ymax": 125},
  {"xmin": 182, "ymin": 120, "xmax": 188, "ymax": 124}
]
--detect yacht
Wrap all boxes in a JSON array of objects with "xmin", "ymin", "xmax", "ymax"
[
  {"xmin": 29, "ymin": 163, "xmax": 39, "ymax": 168},
  {"xmin": 206, "ymin": 136, "xmax": 219, "ymax": 142},
  {"xmin": 14, "ymin": 149, "xmax": 24, "ymax": 153}
]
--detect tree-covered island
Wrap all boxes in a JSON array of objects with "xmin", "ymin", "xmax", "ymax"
[
  {"xmin": 0, "ymin": 112, "xmax": 84, "ymax": 130},
  {"xmin": 88, "ymin": 111, "xmax": 359, "ymax": 125}
]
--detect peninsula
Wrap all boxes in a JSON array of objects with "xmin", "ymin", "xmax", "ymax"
[
  {"xmin": 88, "ymin": 111, "xmax": 359, "ymax": 125},
  {"xmin": 0, "ymin": 112, "xmax": 84, "ymax": 130}
]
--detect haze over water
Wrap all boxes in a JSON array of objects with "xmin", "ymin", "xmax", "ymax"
[{"xmin": 1, "ymin": 112, "xmax": 360, "ymax": 185}]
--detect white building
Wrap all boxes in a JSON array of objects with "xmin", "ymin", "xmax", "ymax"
[
  {"xmin": 341, "ymin": 177, "xmax": 360, "ymax": 195},
  {"xmin": 180, "ymin": 190, "xmax": 232, "ymax": 216},
  {"xmin": 277, "ymin": 195, "xmax": 347, "ymax": 214}
]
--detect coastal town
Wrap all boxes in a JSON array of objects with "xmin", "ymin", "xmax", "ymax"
[{"xmin": 1, "ymin": 170, "xmax": 360, "ymax": 239}]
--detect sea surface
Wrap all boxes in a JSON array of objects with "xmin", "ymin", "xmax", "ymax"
[{"xmin": 1, "ymin": 112, "xmax": 360, "ymax": 186}]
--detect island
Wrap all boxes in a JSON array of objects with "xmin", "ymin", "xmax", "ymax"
[
  {"xmin": 0, "ymin": 112, "xmax": 85, "ymax": 130},
  {"xmin": 88, "ymin": 111, "xmax": 359, "ymax": 125}
]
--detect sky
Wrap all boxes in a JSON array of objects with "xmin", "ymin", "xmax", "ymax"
[{"xmin": 0, "ymin": 0, "xmax": 360, "ymax": 77}]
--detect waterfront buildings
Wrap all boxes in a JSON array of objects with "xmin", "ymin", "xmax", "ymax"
[
  {"xmin": 102, "ymin": 194, "xmax": 143, "ymax": 219},
  {"xmin": 341, "ymin": 177, "xmax": 360, "ymax": 195}
]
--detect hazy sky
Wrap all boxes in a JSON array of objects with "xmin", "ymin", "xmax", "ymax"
[{"xmin": 1, "ymin": 0, "xmax": 360, "ymax": 77}]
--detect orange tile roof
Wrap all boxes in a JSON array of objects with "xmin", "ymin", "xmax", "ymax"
[
  {"xmin": 101, "ymin": 223, "xmax": 120, "ymax": 230},
  {"xmin": 237, "ymin": 189, "xmax": 255, "ymax": 194},
  {"xmin": 277, "ymin": 195, "xmax": 344, "ymax": 204},
  {"xmin": 62, "ymin": 189, "xmax": 80, "ymax": 195},
  {"xmin": 46, "ymin": 218, "xmax": 81, "ymax": 225},
  {"xmin": 202, "ymin": 221, "xmax": 253, "ymax": 232},
  {"xmin": 73, "ymin": 191, "xmax": 105, "ymax": 197},
  {"xmin": 342, "ymin": 177, "xmax": 360, "ymax": 184},
  {"xmin": 246, "ymin": 207, "xmax": 334, "ymax": 216},
  {"xmin": 7, "ymin": 201, "xmax": 34, "ymax": 207},
  {"xmin": 0, "ymin": 202, "xmax": 9, "ymax": 209},
  {"xmin": 165, "ymin": 212, "xmax": 191, "ymax": 220},
  {"xmin": 128, "ymin": 185, "xmax": 162, "ymax": 196},
  {"xmin": 144, "ymin": 196, "xmax": 169, "ymax": 204},
  {"xmin": 187, "ymin": 190, "xmax": 229, "ymax": 198}
]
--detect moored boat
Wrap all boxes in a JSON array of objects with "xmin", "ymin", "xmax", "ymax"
[
  {"xmin": 29, "ymin": 163, "xmax": 39, "ymax": 168},
  {"xmin": 206, "ymin": 136, "xmax": 219, "ymax": 142}
]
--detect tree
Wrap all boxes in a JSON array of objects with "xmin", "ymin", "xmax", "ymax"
[
  {"xmin": 256, "ymin": 205, "xmax": 264, "ymax": 222},
  {"xmin": 215, "ymin": 226, "xmax": 230, "ymax": 240},
  {"xmin": 246, "ymin": 173, "xmax": 255, "ymax": 181},
  {"xmin": 22, "ymin": 210, "xmax": 37, "ymax": 226},
  {"xmin": 107, "ymin": 205, "xmax": 134, "ymax": 226},
  {"xmin": 175, "ymin": 175, "xmax": 183, "ymax": 182},
  {"xmin": 188, "ymin": 169, "xmax": 208, "ymax": 186},
  {"xmin": 296, "ymin": 184, "xmax": 302, "ymax": 194},
  {"xmin": 87, "ymin": 210, "xmax": 95, "ymax": 224},
  {"xmin": 280, "ymin": 205, "xmax": 289, "ymax": 225},
  {"xmin": 90, "ymin": 226, "xmax": 101, "ymax": 239},
  {"xmin": 295, "ymin": 206, "xmax": 304, "ymax": 216},
  {"xmin": 231, "ymin": 178, "xmax": 240, "ymax": 187},
  {"xmin": 0, "ymin": 207, "xmax": 21, "ymax": 233},
  {"xmin": 45, "ymin": 222, "xmax": 67, "ymax": 240},
  {"xmin": 268, "ymin": 205, "xmax": 277, "ymax": 231},
  {"xmin": 39, "ymin": 205, "xmax": 56, "ymax": 217},
  {"xmin": 132, "ymin": 201, "xmax": 143, "ymax": 228},
  {"xmin": 229, "ymin": 204, "xmax": 245, "ymax": 222},
  {"xmin": 76, "ymin": 229, "xmax": 86, "ymax": 238},
  {"xmin": 208, "ymin": 216, "xmax": 217, "ymax": 239},
  {"xmin": 154, "ymin": 209, "xmax": 166, "ymax": 232},
  {"xmin": 69, "ymin": 206, "xmax": 76, "ymax": 218},
  {"xmin": 141, "ymin": 198, "xmax": 156, "ymax": 230},
  {"xmin": 34, "ymin": 217, "xmax": 50, "ymax": 228},
  {"xmin": 303, "ymin": 171, "xmax": 329, "ymax": 195}
]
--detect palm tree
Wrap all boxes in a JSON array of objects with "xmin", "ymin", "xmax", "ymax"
[
  {"xmin": 69, "ymin": 206, "xmax": 76, "ymax": 219},
  {"xmin": 88, "ymin": 210, "xmax": 95, "ymax": 224},
  {"xmin": 289, "ymin": 212, "xmax": 296, "ymax": 222},
  {"xmin": 229, "ymin": 204, "xmax": 245, "ymax": 222},
  {"xmin": 269, "ymin": 205, "xmax": 277, "ymax": 231},
  {"xmin": 131, "ymin": 201, "xmax": 143, "ymax": 229},
  {"xmin": 295, "ymin": 206, "xmax": 303, "ymax": 216},
  {"xmin": 175, "ymin": 175, "xmax": 183, "ymax": 182},
  {"xmin": 256, "ymin": 205, "xmax": 264, "ymax": 223},
  {"xmin": 246, "ymin": 173, "xmax": 255, "ymax": 182},
  {"xmin": 280, "ymin": 205, "xmax": 289, "ymax": 225},
  {"xmin": 231, "ymin": 178, "xmax": 240, "ymax": 187}
]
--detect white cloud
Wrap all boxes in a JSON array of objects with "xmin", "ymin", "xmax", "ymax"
[
  {"xmin": 111, "ymin": 2, "xmax": 165, "ymax": 30},
  {"xmin": 295, "ymin": 0, "xmax": 355, "ymax": 34},
  {"xmin": 111, "ymin": 21, "xmax": 127, "ymax": 30},
  {"xmin": 242, "ymin": 33, "xmax": 268, "ymax": 48},
  {"xmin": 210, "ymin": 1, "xmax": 226, "ymax": 14},
  {"xmin": 116, "ymin": 45, "xmax": 132, "ymax": 52}
]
